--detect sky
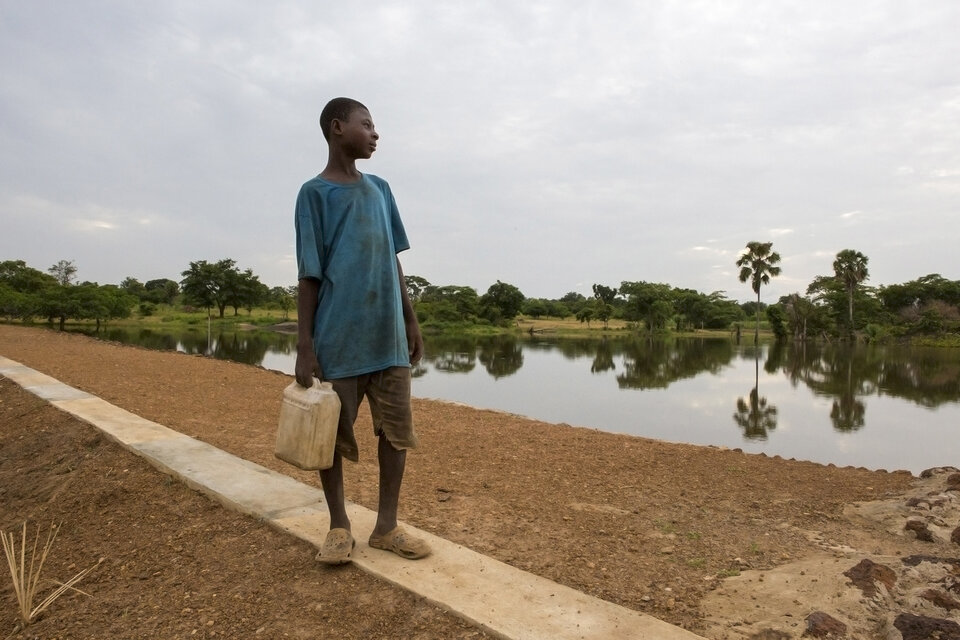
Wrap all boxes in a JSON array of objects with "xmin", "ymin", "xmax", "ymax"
[{"xmin": 1, "ymin": 1, "xmax": 958, "ymax": 303}]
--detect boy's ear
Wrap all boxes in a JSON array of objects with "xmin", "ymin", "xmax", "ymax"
[{"xmin": 329, "ymin": 118, "xmax": 344, "ymax": 137}]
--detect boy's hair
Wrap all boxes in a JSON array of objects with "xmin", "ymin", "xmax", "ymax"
[{"xmin": 319, "ymin": 97, "xmax": 368, "ymax": 141}]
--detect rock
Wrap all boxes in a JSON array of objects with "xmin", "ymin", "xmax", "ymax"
[
  {"xmin": 893, "ymin": 613, "xmax": 960, "ymax": 640},
  {"xmin": 803, "ymin": 611, "xmax": 847, "ymax": 638},
  {"xmin": 946, "ymin": 472, "xmax": 960, "ymax": 489},
  {"xmin": 901, "ymin": 554, "xmax": 960, "ymax": 568},
  {"xmin": 919, "ymin": 588, "xmax": 960, "ymax": 612},
  {"xmin": 749, "ymin": 630, "xmax": 791, "ymax": 640},
  {"xmin": 953, "ymin": 525, "xmax": 960, "ymax": 546},
  {"xmin": 843, "ymin": 558, "xmax": 896, "ymax": 597},
  {"xmin": 905, "ymin": 518, "xmax": 936, "ymax": 542},
  {"xmin": 921, "ymin": 466, "xmax": 960, "ymax": 479}
]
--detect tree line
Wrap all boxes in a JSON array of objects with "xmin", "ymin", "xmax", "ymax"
[
  {"xmin": 735, "ymin": 241, "xmax": 960, "ymax": 342},
  {"xmin": 2, "ymin": 250, "xmax": 958, "ymax": 342},
  {"xmin": 0, "ymin": 259, "xmax": 296, "ymax": 327}
]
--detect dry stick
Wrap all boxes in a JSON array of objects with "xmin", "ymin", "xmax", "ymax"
[{"xmin": 1, "ymin": 522, "xmax": 102, "ymax": 624}]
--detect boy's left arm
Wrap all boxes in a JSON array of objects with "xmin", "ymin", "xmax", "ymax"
[{"xmin": 397, "ymin": 258, "xmax": 423, "ymax": 364}]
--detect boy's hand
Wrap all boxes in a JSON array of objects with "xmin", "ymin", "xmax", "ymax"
[
  {"xmin": 406, "ymin": 321, "xmax": 423, "ymax": 364},
  {"xmin": 295, "ymin": 346, "xmax": 321, "ymax": 387}
]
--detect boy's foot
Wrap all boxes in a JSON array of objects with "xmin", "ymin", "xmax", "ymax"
[
  {"xmin": 316, "ymin": 528, "xmax": 355, "ymax": 564},
  {"xmin": 368, "ymin": 527, "xmax": 431, "ymax": 560}
]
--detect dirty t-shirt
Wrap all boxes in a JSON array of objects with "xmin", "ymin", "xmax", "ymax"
[{"xmin": 295, "ymin": 173, "xmax": 410, "ymax": 379}]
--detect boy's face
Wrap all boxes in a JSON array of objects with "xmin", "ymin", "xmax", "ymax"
[{"xmin": 335, "ymin": 107, "xmax": 379, "ymax": 159}]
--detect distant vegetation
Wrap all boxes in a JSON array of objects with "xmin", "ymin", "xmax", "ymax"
[{"xmin": 2, "ymin": 248, "xmax": 959, "ymax": 345}]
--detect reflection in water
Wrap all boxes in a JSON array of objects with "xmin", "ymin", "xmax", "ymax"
[
  {"xmin": 64, "ymin": 325, "xmax": 294, "ymax": 366},
  {"xmin": 477, "ymin": 336, "xmax": 523, "ymax": 379},
  {"xmin": 591, "ymin": 339, "xmax": 615, "ymax": 374},
  {"xmin": 617, "ymin": 338, "xmax": 735, "ymax": 390},
  {"xmin": 57, "ymin": 326, "xmax": 960, "ymax": 469},
  {"xmin": 788, "ymin": 343, "xmax": 875, "ymax": 432},
  {"xmin": 733, "ymin": 347, "xmax": 779, "ymax": 440},
  {"xmin": 62, "ymin": 327, "xmax": 960, "ymax": 421},
  {"xmin": 62, "ymin": 328, "xmax": 960, "ymax": 415},
  {"xmin": 734, "ymin": 389, "xmax": 779, "ymax": 440}
]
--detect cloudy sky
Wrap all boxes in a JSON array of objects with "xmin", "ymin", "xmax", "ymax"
[{"xmin": 2, "ymin": 1, "xmax": 958, "ymax": 302}]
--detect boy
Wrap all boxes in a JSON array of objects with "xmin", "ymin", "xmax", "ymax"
[{"xmin": 294, "ymin": 97, "xmax": 429, "ymax": 564}]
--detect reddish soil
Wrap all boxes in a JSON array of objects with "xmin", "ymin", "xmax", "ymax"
[{"xmin": 0, "ymin": 325, "xmax": 921, "ymax": 638}]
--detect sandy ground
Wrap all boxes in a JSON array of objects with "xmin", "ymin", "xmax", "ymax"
[{"xmin": 1, "ymin": 324, "xmax": 958, "ymax": 639}]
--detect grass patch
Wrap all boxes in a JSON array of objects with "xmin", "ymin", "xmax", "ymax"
[{"xmin": 654, "ymin": 520, "xmax": 678, "ymax": 535}]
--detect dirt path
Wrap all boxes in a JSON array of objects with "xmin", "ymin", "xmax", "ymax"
[{"xmin": 2, "ymin": 324, "xmax": 957, "ymax": 638}]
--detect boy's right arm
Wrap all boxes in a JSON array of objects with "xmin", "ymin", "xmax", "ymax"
[{"xmin": 295, "ymin": 278, "xmax": 321, "ymax": 387}]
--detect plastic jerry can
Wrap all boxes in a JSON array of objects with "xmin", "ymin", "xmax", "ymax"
[{"xmin": 275, "ymin": 378, "xmax": 341, "ymax": 470}]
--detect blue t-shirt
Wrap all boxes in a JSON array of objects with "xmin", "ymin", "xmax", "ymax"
[{"xmin": 295, "ymin": 173, "xmax": 411, "ymax": 379}]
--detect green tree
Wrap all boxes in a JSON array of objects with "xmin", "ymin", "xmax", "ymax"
[
  {"xmin": 1, "ymin": 260, "xmax": 57, "ymax": 292},
  {"xmin": 144, "ymin": 278, "xmax": 180, "ymax": 304},
  {"xmin": 782, "ymin": 293, "xmax": 830, "ymax": 341},
  {"xmin": 559, "ymin": 291, "xmax": 588, "ymax": 315},
  {"xmin": 832, "ymin": 249, "xmax": 869, "ymax": 335},
  {"xmin": 522, "ymin": 298, "xmax": 550, "ymax": 318},
  {"xmin": 48, "ymin": 259, "xmax": 78, "ymax": 286},
  {"xmin": 546, "ymin": 300, "xmax": 571, "ymax": 318},
  {"xmin": 619, "ymin": 281, "xmax": 674, "ymax": 331},
  {"xmin": 404, "ymin": 275, "xmax": 431, "ymax": 303},
  {"xmin": 270, "ymin": 286, "xmax": 297, "ymax": 320},
  {"xmin": 479, "ymin": 280, "xmax": 525, "ymax": 324},
  {"xmin": 736, "ymin": 241, "xmax": 782, "ymax": 343},
  {"xmin": 591, "ymin": 284, "xmax": 618, "ymax": 329},
  {"xmin": 765, "ymin": 305, "xmax": 787, "ymax": 341},
  {"xmin": 575, "ymin": 306, "xmax": 594, "ymax": 327},
  {"xmin": 419, "ymin": 285, "xmax": 480, "ymax": 323},
  {"xmin": 41, "ymin": 285, "xmax": 76, "ymax": 329},
  {"xmin": 222, "ymin": 268, "xmax": 267, "ymax": 315},
  {"xmin": 120, "ymin": 277, "xmax": 146, "ymax": 299},
  {"xmin": 181, "ymin": 259, "xmax": 237, "ymax": 318}
]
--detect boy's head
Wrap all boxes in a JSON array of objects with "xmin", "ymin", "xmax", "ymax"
[{"xmin": 319, "ymin": 97, "xmax": 369, "ymax": 141}]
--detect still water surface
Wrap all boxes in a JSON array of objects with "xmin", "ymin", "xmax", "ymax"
[{"xmin": 64, "ymin": 327, "xmax": 960, "ymax": 474}]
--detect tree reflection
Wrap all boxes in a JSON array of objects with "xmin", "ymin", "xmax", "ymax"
[
  {"xmin": 877, "ymin": 352, "xmax": 960, "ymax": 408},
  {"xmin": 732, "ymin": 347, "xmax": 778, "ymax": 440},
  {"xmin": 208, "ymin": 331, "xmax": 276, "ymax": 364},
  {"xmin": 830, "ymin": 394, "xmax": 865, "ymax": 432},
  {"xmin": 58, "ymin": 327, "xmax": 960, "ymax": 432},
  {"xmin": 477, "ymin": 336, "xmax": 524, "ymax": 379},
  {"xmin": 591, "ymin": 339, "xmax": 615, "ymax": 374},
  {"xmin": 410, "ymin": 361, "xmax": 428, "ymax": 378},
  {"xmin": 781, "ymin": 343, "xmax": 876, "ymax": 433},
  {"xmin": 616, "ymin": 338, "xmax": 734, "ymax": 390},
  {"xmin": 734, "ymin": 388, "xmax": 779, "ymax": 440},
  {"xmin": 420, "ymin": 335, "xmax": 478, "ymax": 374}
]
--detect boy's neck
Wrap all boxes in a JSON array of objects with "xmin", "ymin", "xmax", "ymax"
[{"xmin": 320, "ymin": 150, "xmax": 363, "ymax": 183}]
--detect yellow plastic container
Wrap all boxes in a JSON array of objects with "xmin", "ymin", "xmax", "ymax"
[{"xmin": 275, "ymin": 379, "xmax": 340, "ymax": 470}]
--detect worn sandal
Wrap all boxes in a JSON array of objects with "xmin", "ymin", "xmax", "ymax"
[
  {"xmin": 316, "ymin": 528, "xmax": 355, "ymax": 565},
  {"xmin": 368, "ymin": 527, "xmax": 431, "ymax": 560}
]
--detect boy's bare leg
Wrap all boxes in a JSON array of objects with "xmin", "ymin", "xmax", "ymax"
[
  {"xmin": 319, "ymin": 452, "xmax": 351, "ymax": 531},
  {"xmin": 373, "ymin": 434, "xmax": 406, "ymax": 536}
]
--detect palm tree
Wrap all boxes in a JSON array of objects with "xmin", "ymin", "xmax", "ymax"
[
  {"xmin": 832, "ymin": 249, "xmax": 869, "ymax": 336},
  {"xmin": 736, "ymin": 241, "xmax": 782, "ymax": 344}
]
